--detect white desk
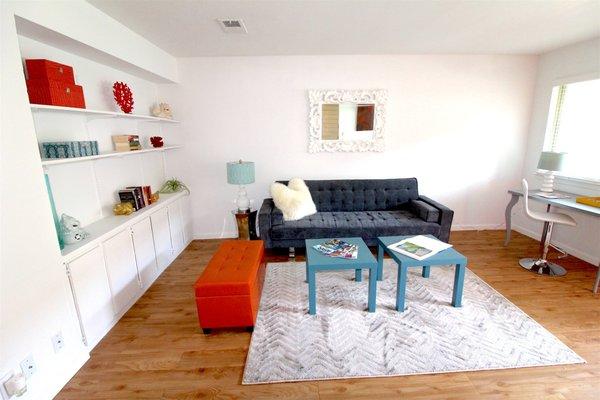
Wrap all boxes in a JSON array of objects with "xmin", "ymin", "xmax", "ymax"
[{"xmin": 504, "ymin": 189, "xmax": 600, "ymax": 293}]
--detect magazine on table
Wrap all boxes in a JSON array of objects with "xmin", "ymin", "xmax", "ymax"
[
  {"xmin": 313, "ymin": 239, "xmax": 358, "ymax": 259},
  {"xmin": 387, "ymin": 235, "xmax": 452, "ymax": 261}
]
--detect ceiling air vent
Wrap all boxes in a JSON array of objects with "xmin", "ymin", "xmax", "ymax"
[{"xmin": 217, "ymin": 19, "xmax": 248, "ymax": 33}]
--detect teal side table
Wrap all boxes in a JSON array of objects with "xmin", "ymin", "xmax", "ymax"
[
  {"xmin": 305, "ymin": 237, "xmax": 378, "ymax": 315},
  {"xmin": 377, "ymin": 235, "xmax": 467, "ymax": 312}
]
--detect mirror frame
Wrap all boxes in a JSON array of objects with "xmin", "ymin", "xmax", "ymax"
[{"xmin": 308, "ymin": 89, "xmax": 387, "ymax": 153}]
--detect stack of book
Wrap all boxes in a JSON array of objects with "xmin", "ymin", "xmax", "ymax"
[
  {"xmin": 118, "ymin": 186, "xmax": 153, "ymax": 211},
  {"xmin": 112, "ymin": 134, "xmax": 141, "ymax": 152},
  {"xmin": 313, "ymin": 239, "xmax": 358, "ymax": 259}
]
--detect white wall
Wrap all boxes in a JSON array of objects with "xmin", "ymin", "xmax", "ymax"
[
  {"xmin": 0, "ymin": 1, "xmax": 178, "ymax": 399},
  {"xmin": 158, "ymin": 55, "xmax": 538, "ymax": 239},
  {"xmin": 513, "ymin": 38, "xmax": 600, "ymax": 265}
]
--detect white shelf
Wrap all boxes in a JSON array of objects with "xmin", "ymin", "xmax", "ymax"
[
  {"xmin": 30, "ymin": 104, "xmax": 180, "ymax": 123},
  {"xmin": 41, "ymin": 145, "xmax": 182, "ymax": 166},
  {"xmin": 61, "ymin": 192, "xmax": 187, "ymax": 261}
]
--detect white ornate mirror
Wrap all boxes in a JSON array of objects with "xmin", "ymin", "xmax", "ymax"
[{"xmin": 308, "ymin": 89, "xmax": 387, "ymax": 153}]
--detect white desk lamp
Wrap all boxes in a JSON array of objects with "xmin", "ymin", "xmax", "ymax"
[{"xmin": 537, "ymin": 151, "xmax": 566, "ymax": 193}]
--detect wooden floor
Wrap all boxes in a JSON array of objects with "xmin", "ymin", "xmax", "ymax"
[{"xmin": 57, "ymin": 230, "xmax": 599, "ymax": 400}]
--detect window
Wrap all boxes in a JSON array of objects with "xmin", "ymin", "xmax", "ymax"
[{"xmin": 543, "ymin": 78, "xmax": 600, "ymax": 181}]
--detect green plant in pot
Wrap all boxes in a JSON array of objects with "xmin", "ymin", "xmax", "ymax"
[{"xmin": 159, "ymin": 178, "xmax": 190, "ymax": 194}]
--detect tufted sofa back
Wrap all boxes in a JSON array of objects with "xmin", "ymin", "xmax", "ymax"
[{"xmin": 277, "ymin": 178, "xmax": 419, "ymax": 212}]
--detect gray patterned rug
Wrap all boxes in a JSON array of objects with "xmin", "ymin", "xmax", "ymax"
[{"xmin": 242, "ymin": 261, "xmax": 584, "ymax": 384}]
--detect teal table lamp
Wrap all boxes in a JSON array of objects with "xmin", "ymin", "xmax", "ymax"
[
  {"xmin": 227, "ymin": 160, "xmax": 255, "ymax": 211},
  {"xmin": 537, "ymin": 151, "xmax": 566, "ymax": 193}
]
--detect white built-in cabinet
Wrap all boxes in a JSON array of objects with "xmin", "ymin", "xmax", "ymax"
[
  {"xmin": 168, "ymin": 201, "xmax": 185, "ymax": 255},
  {"xmin": 131, "ymin": 218, "xmax": 159, "ymax": 289},
  {"xmin": 66, "ymin": 246, "xmax": 114, "ymax": 349},
  {"xmin": 65, "ymin": 194, "xmax": 190, "ymax": 350},
  {"xmin": 151, "ymin": 206, "xmax": 174, "ymax": 273},
  {"xmin": 102, "ymin": 229, "xmax": 140, "ymax": 316}
]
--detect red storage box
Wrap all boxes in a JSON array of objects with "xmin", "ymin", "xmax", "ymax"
[
  {"xmin": 25, "ymin": 59, "xmax": 75, "ymax": 84},
  {"xmin": 26, "ymin": 80, "xmax": 86, "ymax": 108}
]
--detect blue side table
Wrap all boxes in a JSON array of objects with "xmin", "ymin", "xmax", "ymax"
[
  {"xmin": 377, "ymin": 235, "xmax": 468, "ymax": 312},
  {"xmin": 305, "ymin": 237, "xmax": 378, "ymax": 315}
]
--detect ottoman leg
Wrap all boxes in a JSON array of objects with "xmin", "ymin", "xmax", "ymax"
[
  {"xmin": 246, "ymin": 326, "xmax": 254, "ymax": 333},
  {"xmin": 202, "ymin": 328, "xmax": 212, "ymax": 335}
]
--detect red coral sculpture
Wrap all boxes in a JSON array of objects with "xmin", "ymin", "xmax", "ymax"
[
  {"xmin": 150, "ymin": 136, "xmax": 164, "ymax": 148},
  {"xmin": 113, "ymin": 81, "xmax": 134, "ymax": 113}
]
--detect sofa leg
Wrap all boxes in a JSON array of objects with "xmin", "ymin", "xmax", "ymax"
[
  {"xmin": 202, "ymin": 328, "xmax": 212, "ymax": 335},
  {"xmin": 246, "ymin": 326, "xmax": 254, "ymax": 333},
  {"xmin": 289, "ymin": 247, "xmax": 296, "ymax": 259}
]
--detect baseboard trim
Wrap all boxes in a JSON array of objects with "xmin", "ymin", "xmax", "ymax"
[
  {"xmin": 194, "ymin": 232, "xmax": 238, "ymax": 240},
  {"xmin": 452, "ymin": 224, "xmax": 505, "ymax": 231},
  {"xmin": 512, "ymin": 224, "xmax": 599, "ymax": 266}
]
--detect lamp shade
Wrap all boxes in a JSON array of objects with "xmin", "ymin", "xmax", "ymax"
[
  {"xmin": 537, "ymin": 151, "xmax": 566, "ymax": 172},
  {"xmin": 227, "ymin": 160, "xmax": 255, "ymax": 185}
]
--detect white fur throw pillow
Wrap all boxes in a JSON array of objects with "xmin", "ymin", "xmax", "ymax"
[{"xmin": 270, "ymin": 178, "xmax": 317, "ymax": 221}]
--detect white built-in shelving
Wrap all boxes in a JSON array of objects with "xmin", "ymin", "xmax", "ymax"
[
  {"xmin": 41, "ymin": 145, "xmax": 182, "ymax": 166},
  {"xmin": 30, "ymin": 104, "xmax": 180, "ymax": 123}
]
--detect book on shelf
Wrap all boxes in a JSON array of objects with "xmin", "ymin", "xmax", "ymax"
[
  {"xmin": 387, "ymin": 235, "xmax": 452, "ymax": 261},
  {"xmin": 313, "ymin": 239, "xmax": 358, "ymax": 259},
  {"xmin": 118, "ymin": 189, "xmax": 140, "ymax": 211},
  {"xmin": 112, "ymin": 134, "xmax": 141, "ymax": 152},
  {"xmin": 126, "ymin": 186, "xmax": 146, "ymax": 209}
]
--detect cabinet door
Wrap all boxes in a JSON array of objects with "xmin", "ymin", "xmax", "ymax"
[
  {"xmin": 131, "ymin": 218, "xmax": 159, "ymax": 289},
  {"xmin": 168, "ymin": 201, "xmax": 185, "ymax": 255},
  {"xmin": 103, "ymin": 229, "xmax": 140, "ymax": 316},
  {"xmin": 180, "ymin": 196, "xmax": 193, "ymax": 246},
  {"xmin": 151, "ymin": 207, "xmax": 173, "ymax": 272},
  {"xmin": 67, "ymin": 246, "xmax": 114, "ymax": 349}
]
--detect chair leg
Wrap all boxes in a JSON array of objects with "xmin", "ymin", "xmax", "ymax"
[
  {"xmin": 519, "ymin": 221, "xmax": 567, "ymax": 276},
  {"xmin": 288, "ymin": 247, "xmax": 295, "ymax": 259},
  {"xmin": 593, "ymin": 267, "xmax": 600, "ymax": 294}
]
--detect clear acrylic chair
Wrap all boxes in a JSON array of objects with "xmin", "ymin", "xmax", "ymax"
[{"xmin": 519, "ymin": 179, "xmax": 577, "ymax": 276}]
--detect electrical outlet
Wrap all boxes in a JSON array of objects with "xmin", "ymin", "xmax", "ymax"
[
  {"xmin": 20, "ymin": 355, "xmax": 36, "ymax": 379},
  {"xmin": 52, "ymin": 332, "xmax": 65, "ymax": 353}
]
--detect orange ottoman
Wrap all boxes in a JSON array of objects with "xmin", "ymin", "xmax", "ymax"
[{"xmin": 194, "ymin": 240, "xmax": 265, "ymax": 333}]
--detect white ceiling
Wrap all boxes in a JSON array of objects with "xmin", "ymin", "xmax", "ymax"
[{"xmin": 89, "ymin": 0, "xmax": 600, "ymax": 57}]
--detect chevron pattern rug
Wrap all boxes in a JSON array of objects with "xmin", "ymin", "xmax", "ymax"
[{"xmin": 242, "ymin": 261, "xmax": 584, "ymax": 384}]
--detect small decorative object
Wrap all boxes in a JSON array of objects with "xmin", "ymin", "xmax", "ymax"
[
  {"xmin": 113, "ymin": 202, "xmax": 134, "ymax": 215},
  {"xmin": 159, "ymin": 178, "xmax": 190, "ymax": 194},
  {"xmin": 42, "ymin": 141, "xmax": 99, "ymax": 159},
  {"xmin": 112, "ymin": 134, "xmax": 141, "ymax": 152},
  {"xmin": 537, "ymin": 151, "xmax": 566, "ymax": 193},
  {"xmin": 150, "ymin": 192, "xmax": 160, "ymax": 203},
  {"xmin": 113, "ymin": 81, "xmax": 134, "ymax": 113},
  {"xmin": 227, "ymin": 160, "xmax": 255, "ymax": 212},
  {"xmin": 151, "ymin": 102, "xmax": 173, "ymax": 119},
  {"xmin": 150, "ymin": 136, "xmax": 164, "ymax": 148},
  {"xmin": 60, "ymin": 214, "xmax": 89, "ymax": 245}
]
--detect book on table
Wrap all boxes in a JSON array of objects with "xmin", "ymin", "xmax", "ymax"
[
  {"xmin": 388, "ymin": 235, "xmax": 452, "ymax": 261},
  {"xmin": 313, "ymin": 239, "xmax": 358, "ymax": 259}
]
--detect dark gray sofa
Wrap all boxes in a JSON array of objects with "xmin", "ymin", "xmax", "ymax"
[{"xmin": 259, "ymin": 178, "xmax": 453, "ymax": 249}]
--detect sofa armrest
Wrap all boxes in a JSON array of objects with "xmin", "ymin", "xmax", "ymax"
[
  {"xmin": 408, "ymin": 200, "xmax": 440, "ymax": 223},
  {"xmin": 258, "ymin": 198, "xmax": 275, "ymax": 248},
  {"xmin": 418, "ymin": 195, "xmax": 454, "ymax": 243}
]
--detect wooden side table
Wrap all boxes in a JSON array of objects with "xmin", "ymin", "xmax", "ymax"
[{"xmin": 233, "ymin": 210, "xmax": 258, "ymax": 240}]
